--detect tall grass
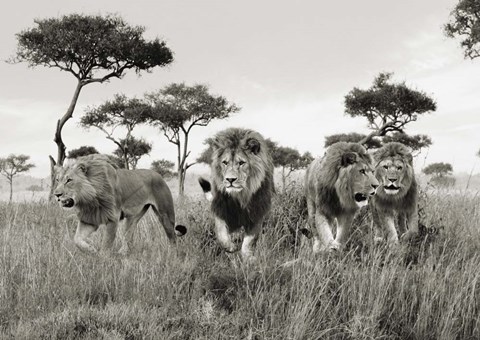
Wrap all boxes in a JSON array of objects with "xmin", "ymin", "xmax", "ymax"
[{"xmin": 0, "ymin": 187, "xmax": 479, "ymax": 339}]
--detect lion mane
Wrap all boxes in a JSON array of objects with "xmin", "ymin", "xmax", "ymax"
[
  {"xmin": 305, "ymin": 142, "xmax": 379, "ymax": 252},
  {"xmin": 54, "ymin": 154, "xmax": 186, "ymax": 254},
  {"xmin": 198, "ymin": 128, "xmax": 274, "ymax": 259}
]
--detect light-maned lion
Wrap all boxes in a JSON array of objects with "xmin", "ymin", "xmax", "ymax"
[
  {"xmin": 371, "ymin": 142, "xmax": 418, "ymax": 244},
  {"xmin": 198, "ymin": 128, "xmax": 274, "ymax": 260},
  {"xmin": 305, "ymin": 142, "xmax": 379, "ymax": 252},
  {"xmin": 53, "ymin": 154, "xmax": 186, "ymax": 254}
]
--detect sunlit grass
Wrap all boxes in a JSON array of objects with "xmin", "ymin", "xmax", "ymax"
[{"xmin": 1, "ymin": 187, "xmax": 479, "ymax": 339}]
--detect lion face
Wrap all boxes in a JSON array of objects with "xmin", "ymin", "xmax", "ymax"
[
  {"xmin": 53, "ymin": 163, "xmax": 93, "ymax": 209},
  {"xmin": 375, "ymin": 156, "xmax": 413, "ymax": 196},
  {"xmin": 218, "ymin": 150, "xmax": 252, "ymax": 193},
  {"xmin": 210, "ymin": 128, "xmax": 272, "ymax": 206},
  {"xmin": 336, "ymin": 152, "xmax": 379, "ymax": 208}
]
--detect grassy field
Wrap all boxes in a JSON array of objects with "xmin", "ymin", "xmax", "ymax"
[{"xmin": 0, "ymin": 184, "xmax": 479, "ymax": 340}]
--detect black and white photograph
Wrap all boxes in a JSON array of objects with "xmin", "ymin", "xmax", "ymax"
[{"xmin": 1, "ymin": 0, "xmax": 480, "ymax": 338}]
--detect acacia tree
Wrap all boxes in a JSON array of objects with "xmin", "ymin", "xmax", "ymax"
[
  {"xmin": 112, "ymin": 136, "xmax": 152, "ymax": 169},
  {"xmin": 67, "ymin": 146, "xmax": 99, "ymax": 159},
  {"xmin": 324, "ymin": 133, "xmax": 383, "ymax": 149},
  {"xmin": 0, "ymin": 154, "xmax": 35, "ymax": 203},
  {"xmin": 345, "ymin": 72, "xmax": 437, "ymax": 145},
  {"xmin": 11, "ymin": 13, "xmax": 173, "ymax": 185},
  {"xmin": 445, "ymin": 0, "xmax": 480, "ymax": 59},
  {"xmin": 151, "ymin": 159, "xmax": 176, "ymax": 178},
  {"xmin": 147, "ymin": 83, "xmax": 240, "ymax": 195},
  {"xmin": 81, "ymin": 94, "xmax": 151, "ymax": 169},
  {"xmin": 423, "ymin": 162, "xmax": 455, "ymax": 187},
  {"xmin": 268, "ymin": 141, "xmax": 313, "ymax": 192}
]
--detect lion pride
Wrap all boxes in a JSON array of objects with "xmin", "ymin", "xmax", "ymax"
[
  {"xmin": 53, "ymin": 154, "xmax": 186, "ymax": 254},
  {"xmin": 305, "ymin": 142, "xmax": 379, "ymax": 252},
  {"xmin": 371, "ymin": 142, "xmax": 419, "ymax": 244},
  {"xmin": 198, "ymin": 128, "xmax": 274, "ymax": 260}
]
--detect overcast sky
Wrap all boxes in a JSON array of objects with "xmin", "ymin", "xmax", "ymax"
[{"xmin": 1, "ymin": 0, "xmax": 479, "ymax": 178}]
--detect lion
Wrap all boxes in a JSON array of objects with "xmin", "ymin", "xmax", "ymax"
[
  {"xmin": 305, "ymin": 142, "xmax": 379, "ymax": 252},
  {"xmin": 370, "ymin": 142, "xmax": 418, "ymax": 244},
  {"xmin": 53, "ymin": 154, "xmax": 186, "ymax": 254},
  {"xmin": 198, "ymin": 128, "xmax": 274, "ymax": 260}
]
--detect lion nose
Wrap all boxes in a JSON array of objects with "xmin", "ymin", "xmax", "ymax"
[
  {"xmin": 54, "ymin": 193, "xmax": 62, "ymax": 198},
  {"xmin": 226, "ymin": 177, "xmax": 237, "ymax": 184},
  {"xmin": 371, "ymin": 184, "xmax": 378, "ymax": 190},
  {"xmin": 388, "ymin": 178, "xmax": 396, "ymax": 183}
]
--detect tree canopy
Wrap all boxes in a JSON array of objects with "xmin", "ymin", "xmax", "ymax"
[
  {"xmin": 151, "ymin": 159, "xmax": 176, "ymax": 178},
  {"xmin": 344, "ymin": 72, "xmax": 437, "ymax": 145},
  {"xmin": 67, "ymin": 146, "xmax": 99, "ymax": 159},
  {"xmin": 423, "ymin": 162, "xmax": 453, "ymax": 177},
  {"xmin": 112, "ymin": 136, "xmax": 152, "ymax": 170},
  {"xmin": 445, "ymin": 0, "xmax": 480, "ymax": 59},
  {"xmin": 147, "ymin": 83, "xmax": 240, "ymax": 195},
  {"xmin": 12, "ymin": 14, "xmax": 173, "ymax": 83}
]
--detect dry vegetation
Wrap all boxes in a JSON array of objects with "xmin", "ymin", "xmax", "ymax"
[{"xmin": 0, "ymin": 185, "xmax": 479, "ymax": 339}]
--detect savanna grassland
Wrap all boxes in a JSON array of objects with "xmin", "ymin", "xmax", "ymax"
[{"xmin": 0, "ymin": 185, "xmax": 479, "ymax": 340}]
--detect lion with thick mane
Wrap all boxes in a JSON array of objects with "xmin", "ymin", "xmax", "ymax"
[
  {"xmin": 53, "ymin": 154, "xmax": 186, "ymax": 254},
  {"xmin": 198, "ymin": 128, "xmax": 274, "ymax": 260},
  {"xmin": 371, "ymin": 142, "xmax": 418, "ymax": 244},
  {"xmin": 305, "ymin": 142, "xmax": 379, "ymax": 252}
]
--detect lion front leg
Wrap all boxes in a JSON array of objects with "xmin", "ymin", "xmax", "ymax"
[
  {"xmin": 214, "ymin": 217, "xmax": 237, "ymax": 253},
  {"xmin": 74, "ymin": 221, "xmax": 99, "ymax": 254},
  {"xmin": 335, "ymin": 213, "xmax": 354, "ymax": 248},
  {"xmin": 313, "ymin": 211, "xmax": 337, "ymax": 252},
  {"xmin": 400, "ymin": 207, "xmax": 419, "ymax": 241},
  {"xmin": 241, "ymin": 219, "xmax": 263, "ymax": 261}
]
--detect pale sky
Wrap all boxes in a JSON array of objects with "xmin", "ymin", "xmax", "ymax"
[{"xmin": 1, "ymin": 0, "xmax": 479, "ymax": 178}]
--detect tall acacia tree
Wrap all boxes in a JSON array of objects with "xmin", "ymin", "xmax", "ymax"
[
  {"xmin": 345, "ymin": 72, "xmax": 437, "ymax": 145},
  {"xmin": 0, "ymin": 154, "xmax": 35, "ymax": 203},
  {"xmin": 81, "ymin": 94, "xmax": 151, "ymax": 169},
  {"xmin": 147, "ymin": 83, "xmax": 240, "ymax": 195},
  {"xmin": 445, "ymin": 0, "xmax": 480, "ymax": 60},
  {"xmin": 11, "ymin": 14, "xmax": 173, "ymax": 185}
]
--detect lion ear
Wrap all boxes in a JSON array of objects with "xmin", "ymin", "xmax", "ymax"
[
  {"xmin": 405, "ymin": 153, "xmax": 413, "ymax": 165},
  {"xmin": 245, "ymin": 138, "xmax": 261, "ymax": 155},
  {"xmin": 76, "ymin": 162, "xmax": 87, "ymax": 174},
  {"xmin": 341, "ymin": 152, "xmax": 357, "ymax": 166}
]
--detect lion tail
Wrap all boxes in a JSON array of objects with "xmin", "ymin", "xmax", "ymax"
[{"xmin": 198, "ymin": 177, "xmax": 213, "ymax": 202}]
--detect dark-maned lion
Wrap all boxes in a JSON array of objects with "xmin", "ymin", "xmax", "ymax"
[
  {"xmin": 53, "ymin": 154, "xmax": 186, "ymax": 254},
  {"xmin": 198, "ymin": 128, "xmax": 274, "ymax": 260},
  {"xmin": 305, "ymin": 142, "xmax": 379, "ymax": 252},
  {"xmin": 371, "ymin": 142, "xmax": 418, "ymax": 244}
]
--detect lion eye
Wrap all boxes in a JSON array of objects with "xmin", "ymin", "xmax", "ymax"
[
  {"xmin": 238, "ymin": 160, "xmax": 246, "ymax": 166},
  {"xmin": 397, "ymin": 166, "xmax": 403, "ymax": 170},
  {"xmin": 222, "ymin": 160, "xmax": 228, "ymax": 165},
  {"xmin": 359, "ymin": 169, "xmax": 366, "ymax": 174},
  {"xmin": 66, "ymin": 178, "xmax": 72, "ymax": 184},
  {"xmin": 383, "ymin": 165, "xmax": 389, "ymax": 170}
]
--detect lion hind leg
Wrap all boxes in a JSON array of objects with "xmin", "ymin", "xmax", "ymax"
[
  {"xmin": 74, "ymin": 222, "xmax": 99, "ymax": 254},
  {"xmin": 119, "ymin": 206, "xmax": 148, "ymax": 255}
]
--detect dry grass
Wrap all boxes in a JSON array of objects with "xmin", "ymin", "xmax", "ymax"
[{"xmin": 1, "ymin": 186, "xmax": 479, "ymax": 339}]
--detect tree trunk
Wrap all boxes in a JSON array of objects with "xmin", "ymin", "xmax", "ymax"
[
  {"xmin": 49, "ymin": 81, "xmax": 84, "ymax": 197},
  {"xmin": 8, "ymin": 178, "xmax": 13, "ymax": 203},
  {"xmin": 178, "ymin": 131, "xmax": 190, "ymax": 196}
]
